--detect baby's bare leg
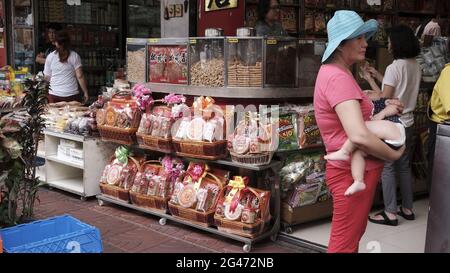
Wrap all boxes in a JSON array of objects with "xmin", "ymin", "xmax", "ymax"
[
  {"xmin": 345, "ymin": 149, "xmax": 367, "ymax": 196},
  {"xmin": 325, "ymin": 139, "xmax": 355, "ymax": 161},
  {"xmin": 365, "ymin": 120, "xmax": 401, "ymax": 142}
]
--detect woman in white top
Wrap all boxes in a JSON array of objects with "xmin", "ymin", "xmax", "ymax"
[
  {"xmin": 44, "ymin": 31, "xmax": 89, "ymax": 104},
  {"xmin": 362, "ymin": 25, "xmax": 422, "ymax": 226}
]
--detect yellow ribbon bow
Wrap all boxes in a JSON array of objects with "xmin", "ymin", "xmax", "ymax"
[{"xmin": 225, "ymin": 176, "xmax": 247, "ymax": 204}]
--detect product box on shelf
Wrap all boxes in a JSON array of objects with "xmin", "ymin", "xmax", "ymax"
[
  {"xmin": 189, "ymin": 37, "xmax": 226, "ymax": 87},
  {"xmin": 70, "ymin": 148, "xmax": 84, "ymax": 162},
  {"xmin": 60, "ymin": 139, "xmax": 78, "ymax": 149},
  {"xmin": 281, "ymin": 199, "xmax": 333, "ymax": 225},
  {"xmin": 126, "ymin": 38, "xmax": 147, "ymax": 83},
  {"xmin": 147, "ymin": 38, "xmax": 188, "ymax": 85},
  {"xmin": 57, "ymin": 145, "xmax": 72, "ymax": 160}
]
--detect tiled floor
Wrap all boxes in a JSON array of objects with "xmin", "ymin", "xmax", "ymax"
[
  {"xmin": 33, "ymin": 188, "xmax": 315, "ymax": 253},
  {"xmin": 289, "ymin": 198, "xmax": 429, "ymax": 253}
]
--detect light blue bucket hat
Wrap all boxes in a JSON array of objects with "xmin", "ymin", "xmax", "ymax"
[{"xmin": 321, "ymin": 10, "xmax": 378, "ymax": 63}]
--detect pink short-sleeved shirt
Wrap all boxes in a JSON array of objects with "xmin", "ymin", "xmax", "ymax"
[{"xmin": 313, "ymin": 64, "xmax": 383, "ymax": 170}]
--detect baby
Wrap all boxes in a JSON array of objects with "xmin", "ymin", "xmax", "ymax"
[{"xmin": 325, "ymin": 93, "xmax": 406, "ymax": 196}]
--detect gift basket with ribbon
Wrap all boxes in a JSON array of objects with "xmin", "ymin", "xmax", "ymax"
[
  {"xmin": 97, "ymin": 86, "xmax": 144, "ymax": 145},
  {"xmin": 214, "ymin": 176, "xmax": 271, "ymax": 238},
  {"xmin": 99, "ymin": 146, "xmax": 144, "ymax": 202},
  {"xmin": 168, "ymin": 162, "xmax": 229, "ymax": 227},
  {"xmin": 229, "ymin": 111, "xmax": 275, "ymax": 166},
  {"xmin": 172, "ymin": 96, "xmax": 228, "ymax": 160},
  {"xmin": 129, "ymin": 156, "xmax": 185, "ymax": 213},
  {"xmin": 136, "ymin": 93, "xmax": 187, "ymax": 153}
]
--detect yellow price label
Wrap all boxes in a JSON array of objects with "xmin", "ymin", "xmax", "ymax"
[
  {"xmin": 148, "ymin": 38, "xmax": 159, "ymax": 43},
  {"xmin": 189, "ymin": 39, "xmax": 197, "ymax": 44},
  {"xmin": 228, "ymin": 38, "xmax": 239, "ymax": 43},
  {"xmin": 266, "ymin": 39, "xmax": 277, "ymax": 45}
]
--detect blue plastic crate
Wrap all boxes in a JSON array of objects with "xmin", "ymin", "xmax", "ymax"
[{"xmin": 0, "ymin": 215, "xmax": 103, "ymax": 253}]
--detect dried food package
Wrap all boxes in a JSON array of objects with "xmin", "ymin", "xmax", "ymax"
[
  {"xmin": 148, "ymin": 45, "xmax": 188, "ymax": 85},
  {"xmin": 276, "ymin": 113, "xmax": 299, "ymax": 151},
  {"xmin": 297, "ymin": 106, "xmax": 323, "ymax": 149},
  {"xmin": 288, "ymin": 182, "xmax": 322, "ymax": 208}
]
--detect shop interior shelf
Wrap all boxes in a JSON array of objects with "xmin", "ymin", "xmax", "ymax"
[
  {"xmin": 47, "ymin": 178, "xmax": 84, "ymax": 196},
  {"xmin": 144, "ymin": 83, "xmax": 314, "ymax": 99},
  {"xmin": 44, "ymin": 130, "xmax": 86, "ymax": 143},
  {"xmin": 46, "ymin": 155, "xmax": 84, "ymax": 170}
]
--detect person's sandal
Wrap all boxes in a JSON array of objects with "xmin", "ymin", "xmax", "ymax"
[
  {"xmin": 368, "ymin": 211, "xmax": 398, "ymax": 226},
  {"xmin": 397, "ymin": 206, "xmax": 415, "ymax": 221}
]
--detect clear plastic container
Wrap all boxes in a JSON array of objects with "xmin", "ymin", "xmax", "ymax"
[
  {"xmin": 264, "ymin": 37, "xmax": 298, "ymax": 87},
  {"xmin": 226, "ymin": 37, "xmax": 264, "ymax": 87},
  {"xmin": 189, "ymin": 37, "xmax": 226, "ymax": 87},
  {"xmin": 126, "ymin": 38, "xmax": 147, "ymax": 83}
]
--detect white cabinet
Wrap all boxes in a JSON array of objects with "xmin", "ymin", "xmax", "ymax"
[{"xmin": 39, "ymin": 130, "xmax": 115, "ymax": 200}]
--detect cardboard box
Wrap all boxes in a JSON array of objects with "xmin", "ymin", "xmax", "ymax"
[
  {"xmin": 70, "ymin": 148, "xmax": 84, "ymax": 161},
  {"xmin": 281, "ymin": 199, "xmax": 333, "ymax": 225},
  {"xmin": 57, "ymin": 145, "xmax": 71, "ymax": 158},
  {"xmin": 60, "ymin": 139, "xmax": 78, "ymax": 148}
]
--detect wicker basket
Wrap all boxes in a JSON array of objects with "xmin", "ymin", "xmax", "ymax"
[
  {"xmin": 99, "ymin": 183, "xmax": 130, "ymax": 203},
  {"xmin": 130, "ymin": 192, "xmax": 169, "ymax": 213},
  {"xmin": 230, "ymin": 151, "xmax": 274, "ymax": 166},
  {"xmin": 214, "ymin": 186, "xmax": 271, "ymax": 237},
  {"xmin": 136, "ymin": 132, "xmax": 174, "ymax": 153},
  {"xmin": 98, "ymin": 125, "xmax": 137, "ymax": 145},
  {"xmin": 173, "ymin": 139, "xmax": 228, "ymax": 160},
  {"xmin": 168, "ymin": 203, "xmax": 216, "ymax": 227},
  {"xmin": 214, "ymin": 217, "xmax": 266, "ymax": 238},
  {"xmin": 129, "ymin": 160, "xmax": 172, "ymax": 213},
  {"xmin": 168, "ymin": 172, "xmax": 225, "ymax": 227}
]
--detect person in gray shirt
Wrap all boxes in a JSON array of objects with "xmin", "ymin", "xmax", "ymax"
[{"xmin": 255, "ymin": 0, "xmax": 288, "ymax": 37}]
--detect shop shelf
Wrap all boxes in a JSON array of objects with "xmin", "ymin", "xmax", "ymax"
[
  {"xmin": 44, "ymin": 130, "xmax": 86, "ymax": 143},
  {"xmin": 46, "ymin": 155, "xmax": 84, "ymax": 170},
  {"xmin": 0, "ymin": 215, "xmax": 102, "ymax": 253},
  {"xmin": 47, "ymin": 178, "xmax": 84, "ymax": 196}
]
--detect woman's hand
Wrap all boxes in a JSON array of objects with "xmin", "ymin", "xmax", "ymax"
[{"xmin": 385, "ymin": 99, "xmax": 405, "ymax": 115}]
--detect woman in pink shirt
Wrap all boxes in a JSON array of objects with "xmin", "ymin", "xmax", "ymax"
[{"xmin": 313, "ymin": 10, "xmax": 405, "ymax": 253}]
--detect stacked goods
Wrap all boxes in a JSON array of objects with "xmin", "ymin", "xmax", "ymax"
[
  {"xmin": 227, "ymin": 60, "xmax": 262, "ymax": 87},
  {"xmin": 136, "ymin": 94, "xmax": 186, "ymax": 153},
  {"xmin": 280, "ymin": 152, "xmax": 329, "ymax": 208},
  {"xmin": 43, "ymin": 101, "xmax": 89, "ymax": 133},
  {"xmin": 214, "ymin": 176, "xmax": 271, "ymax": 238},
  {"xmin": 168, "ymin": 162, "xmax": 229, "ymax": 226},
  {"xmin": 99, "ymin": 146, "xmax": 144, "ymax": 202},
  {"xmin": 130, "ymin": 156, "xmax": 185, "ymax": 212},
  {"xmin": 172, "ymin": 96, "xmax": 227, "ymax": 160},
  {"xmin": 228, "ymin": 112, "xmax": 275, "ymax": 166},
  {"xmin": 97, "ymin": 90, "xmax": 142, "ymax": 145},
  {"xmin": 190, "ymin": 59, "xmax": 225, "ymax": 87},
  {"xmin": 276, "ymin": 104, "xmax": 323, "ymax": 151}
]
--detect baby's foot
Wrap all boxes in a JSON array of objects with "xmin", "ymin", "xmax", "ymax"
[
  {"xmin": 325, "ymin": 149, "xmax": 350, "ymax": 161},
  {"xmin": 344, "ymin": 181, "xmax": 366, "ymax": 196}
]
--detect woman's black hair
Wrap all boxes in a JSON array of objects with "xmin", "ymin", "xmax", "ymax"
[
  {"xmin": 55, "ymin": 31, "xmax": 71, "ymax": 63},
  {"xmin": 258, "ymin": 0, "xmax": 278, "ymax": 22},
  {"xmin": 47, "ymin": 22, "xmax": 62, "ymax": 31},
  {"xmin": 415, "ymin": 18, "xmax": 431, "ymax": 38},
  {"xmin": 388, "ymin": 25, "xmax": 420, "ymax": 59}
]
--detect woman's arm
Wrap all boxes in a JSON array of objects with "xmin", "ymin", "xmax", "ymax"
[
  {"xmin": 75, "ymin": 68, "xmax": 89, "ymax": 104},
  {"xmin": 335, "ymin": 100, "xmax": 405, "ymax": 161},
  {"xmin": 363, "ymin": 71, "xmax": 396, "ymax": 99}
]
